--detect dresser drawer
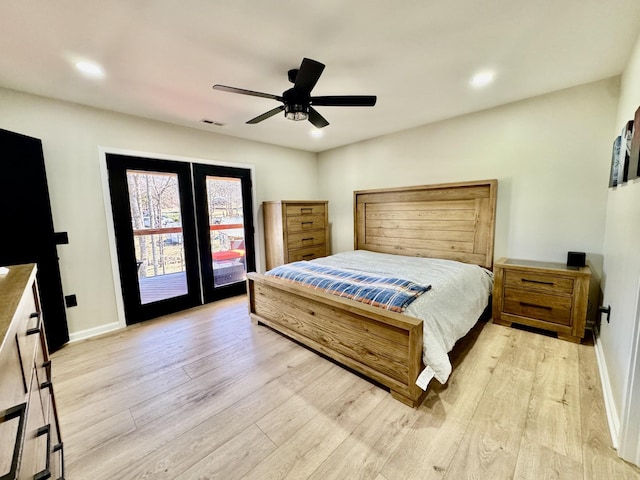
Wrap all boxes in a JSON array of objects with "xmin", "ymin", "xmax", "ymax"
[
  {"xmin": 287, "ymin": 215, "xmax": 326, "ymax": 233},
  {"xmin": 19, "ymin": 372, "xmax": 48, "ymax": 480},
  {"xmin": 504, "ymin": 270, "xmax": 574, "ymax": 295},
  {"xmin": 0, "ymin": 324, "xmax": 30, "ymax": 410},
  {"xmin": 288, "ymin": 246, "xmax": 327, "ymax": 262},
  {"xmin": 285, "ymin": 204, "xmax": 326, "ymax": 216},
  {"xmin": 287, "ymin": 230, "xmax": 326, "ymax": 249},
  {"xmin": 503, "ymin": 287, "xmax": 572, "ymax": 325},
  {"xmin": 0, "ymin": 264, "xmax": 64, "ymax": 478}
]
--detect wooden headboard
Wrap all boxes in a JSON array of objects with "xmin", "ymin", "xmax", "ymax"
[{"xmin": 354, "ymin": 179, "xmax": 498, "ymax": 269}]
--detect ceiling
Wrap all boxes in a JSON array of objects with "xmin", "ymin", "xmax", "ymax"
[{"xmin": 1, "ymin": 1, "xmax": 640, "ymax": 153}]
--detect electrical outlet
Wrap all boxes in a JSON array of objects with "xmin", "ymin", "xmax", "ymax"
[{"xmin": 65, "ymin": 294, "xmax": 78, "ymax": 308}]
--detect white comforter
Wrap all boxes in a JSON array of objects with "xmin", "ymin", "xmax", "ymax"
[{"xmin": 310, "ymin": 250, "xmax": 493, "ymax": 390}]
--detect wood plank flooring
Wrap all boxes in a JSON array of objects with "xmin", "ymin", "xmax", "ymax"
[{"xmin": 51, "ymin": 295, "xmax": 640, "ymax": 479}]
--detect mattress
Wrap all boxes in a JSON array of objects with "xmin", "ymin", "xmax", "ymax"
[{"xmin": 309, "ymin": 250, "xmax": 494, "ymax": 389}]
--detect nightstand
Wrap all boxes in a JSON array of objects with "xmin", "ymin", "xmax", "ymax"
[{"xmin": 492, "ymin": 257, "xmax": 591, "ymax": 343}]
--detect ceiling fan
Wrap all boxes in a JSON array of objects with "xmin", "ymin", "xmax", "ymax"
[{"xmin": 212, "ymin": 58, "xmax": 376, "ymax": 129}]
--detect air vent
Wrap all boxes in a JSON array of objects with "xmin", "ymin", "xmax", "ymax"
[{"xmin": 201, "ymin": 119, "xmax": 225, "ymax": 127}]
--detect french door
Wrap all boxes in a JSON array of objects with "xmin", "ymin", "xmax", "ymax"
[
  {"xmin": 193, "ymin": 163, "xmax": 256, "ymax": 303},
  {"xmin": 106, "ymin": 154, "xmax": 255, "ymax": 325}
]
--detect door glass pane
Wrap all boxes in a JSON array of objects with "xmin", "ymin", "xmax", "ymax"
[
  {"xmin": 206, "ymin": 176, "xmax": 246, "ymax": 288},
  {"xmin": 127, "ymin": 170, "xmax": 188, "ymax": 303}
]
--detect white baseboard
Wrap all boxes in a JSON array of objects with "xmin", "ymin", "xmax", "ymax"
[
  {"xmin": 593, "ymin": 328, "xmax": 620, "ymax": 449},
  {"xmin": 68, "ymin": 321, "xmax": 122, "ymax": 343}
]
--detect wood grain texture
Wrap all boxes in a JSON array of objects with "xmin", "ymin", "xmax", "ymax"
[
  {"xmin": 248, "ymin": 272, "xmax": 424, "ymax": 405},
  {"xmin": 354, "ymin": 180, "xmax": 497, "ymax": 269},
  {"xmin": 50, "ymin": 297, "xmax": 640, "ymax": 479},
  {"xmin": 493, "ymin": 258, "xmax": 592, "ymax": 342},
  {"xmin": 250, "ymin": 180, "xmax": 497, "ymax": 408},
  {"xmin": 263, "ymin": 200, "xmax": 329, "ymax": 270},
  {"xmin": 0, "ymin": 264, "xmax": 64, "ymax": 479}
]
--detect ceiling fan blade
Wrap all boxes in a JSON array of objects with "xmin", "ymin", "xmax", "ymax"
[
  {"xmin": 213, "ymin": 84, "xmax": 282, "ymax": 101},
  {"xmin": 308, "ymin": 107, "xmax": 329, "ymax": 129},
  {"xmin": 293, "ymin": 58, "xmax": 325, "ymax": 93},
  {"xmin": 246, "ymin": 105, "xmax": 285, "ymax": 124},
  {"xmin": 311, "ymin": 95, "xmax": 377, "ymax": 107}
]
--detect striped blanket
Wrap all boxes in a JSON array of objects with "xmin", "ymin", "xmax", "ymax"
[{"xmin": 265, "ymin": 261, "xmax": 431, "ymax": 312}]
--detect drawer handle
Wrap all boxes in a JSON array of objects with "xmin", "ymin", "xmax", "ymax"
[
  {"xmin": 302, "ymin": 254, "xmax": 314, "ymax": 258},
  {"xmin": 53, "ymin": 442, "xmax": 64, "ymax": 479},
  {"xmin": 301, "ymin": 237, "xmax": 314, "ymax": 241},
  {"xmin": 27, "ymin": 311, "xmax": 42, "ymax": 336},
  {"xmin": 522, "ymin": 278, "xmax": 554, "ymax": 286},
  {"xmin": 26, "ymin": 326, "xmax": 41, "ymax": 336},
  {"xmin": 0, "ymin": 403, "xmax": 27, "ymax": 480},
  {"xmin": 520, "ymin": 301, "xmax": 552, "ymax": 310},
  {"xmin": 301, "ymin": 221, "xmax": 313, "ymax": 225},
  {"xmin": 34, "ymin": 424, "xmax": 51, "ymax": 480}
]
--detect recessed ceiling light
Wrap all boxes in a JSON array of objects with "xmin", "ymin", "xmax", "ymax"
[
  {"xmin": 310, "ymin": 129, "xmax": 324, "ymax": 138},
  {"xmin": 74, "ymin": 60, "xmax": 105, "ymax": 78},
  {"xmin": 470, "ymin": 70, "xmax": 495, "ymax": 88}
]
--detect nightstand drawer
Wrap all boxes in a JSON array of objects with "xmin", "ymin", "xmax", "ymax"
[
  {"xmin": 503, "ymin": 287, "xmax": 572, "ymax": 325},
  {"xmin": 287, "ymin": 230, "xmax": 326, "ymax": 249},
  {"xmin": 288, "ymin": 246, "xmax": 327, "ymax": 262},
  {"xmin": 504, "ymin": 270, "xmax": 574, "ymax": 295},
  {"xmin": 286, "ymin": 204, "xmax": 326, "ymax": 216},
  {"xmin": 287, "ymin": 215, "xmax": 326, "ymax": 233}
]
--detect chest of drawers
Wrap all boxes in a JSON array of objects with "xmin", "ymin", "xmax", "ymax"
[
  {"xmin": 492, "ymin": 258, "xmax": 591, "ymax": 343},
  {"xmin": 263, "ymin": 201, "xmax": 329, "ymax": 270},
  {"xmin": 0, "ymin": 264, "xmax": 64, "ymax": 479}
]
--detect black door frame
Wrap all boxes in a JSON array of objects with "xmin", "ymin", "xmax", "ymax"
[
  {"xmin": 193, "ymin": 163, "xmax": 256, "ymax": 303},
  {"xmin": 106, "ymin": 154, "xmax": 202, "ymax": 324},
  {"xmin": 105, "ymin": 153, "xmax": 256, "ymax": 325}
]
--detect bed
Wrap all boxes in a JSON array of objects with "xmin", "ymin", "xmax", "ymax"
[{"xmin": 247, "ymin": 179, "xmax": 497, "ymax": 407}]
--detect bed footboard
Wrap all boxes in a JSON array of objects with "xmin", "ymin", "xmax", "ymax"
[{"xmin": 247, "ymin": 272, "xmax": 427, "ymax": 407}]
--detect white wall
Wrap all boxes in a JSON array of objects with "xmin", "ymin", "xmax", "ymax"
[
  {"xmin": 318, "ymin": 78, "xmax": 619, "ymax": 279},
  {"xmin": 601, "ymin": 29, "xmax": 640, "ymax": 462},
  {"xmin": 0, "ymin": 88, "xmax": 317, "ymax": 337}
]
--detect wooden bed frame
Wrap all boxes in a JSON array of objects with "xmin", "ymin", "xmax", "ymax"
[{"xmin": 247, "ymin": 179, "xmax": 497, "ymax": 407}]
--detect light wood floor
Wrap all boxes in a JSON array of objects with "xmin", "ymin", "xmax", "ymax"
[{"xmin": 51, "ymin": 295, "xmax": 640, "ymax": 479}]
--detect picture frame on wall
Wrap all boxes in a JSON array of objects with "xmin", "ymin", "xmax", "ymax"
[
  {"xmin": 609, "ymin": 135, "xmax": 622, "ymax": 187},
  {"xmin": 618, "ymin": 120, "xmax": 634, "ymax": 185},
  {"xmin": 628, "ymin": 106, "xmax": 640, "ymax": 180}
]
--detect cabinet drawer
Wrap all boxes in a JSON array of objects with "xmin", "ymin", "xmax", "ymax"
[
  {"xmin": 285, "ymin": 204, "xmax": 326, "ymax": 216},
  {"xmin": 0, "ymin": 402, "xmax": 27, "ymax": 480},
  {"xmin": 504, "ymin": 270, "xmax": 574, "ymax": 295},
  {"xmin": 34, "ymin": 333, "xmax": 52, "ymax": 422},
  {"xmin": 503, "ymin": 287, "xmax": 572, "ymax": 325},
  {"xmin": 19, "ymin": 373, "xmax": 47, "ymax": 480},
  {"xmin": 287, "ymin": 215, "xmax": 326, "ymax": 233},
  {"xmin": 0, "ymin": 326, "xmax": 30, "ymax": 410},
  {"xmin": 47, "ymin": 400, "xmax": 63, "ymax": 480},
  {"xmin": 288, "ymin": 246, "xmax": 327, "ymax": 262},
  {"xmin": 287, "ymin": 230, "xmax": 326, "ymax": 249}
]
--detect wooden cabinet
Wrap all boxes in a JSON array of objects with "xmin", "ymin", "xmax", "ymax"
[
  {"xmin": 0, "ymin": 264, "xmax": 64, "ymax": 480},
  {"xmin": 492, "ymin": 258, "xmax": 591, "ymax": 343},
  {"xmin": 263, "ymin": 201, "xmax": 329, "ymax": 270}
]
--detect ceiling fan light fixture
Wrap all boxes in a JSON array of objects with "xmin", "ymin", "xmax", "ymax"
[
  {"xmin": 212, "ymin": 58, "xmax": 375, "ymax": 128},
  {"xmin": 286, "ymin": 111, "xmax": 308, "ymax": 121},
  {"xmin": 284, "ymin": 104, "xmax": 309, "ymax": 121}
]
